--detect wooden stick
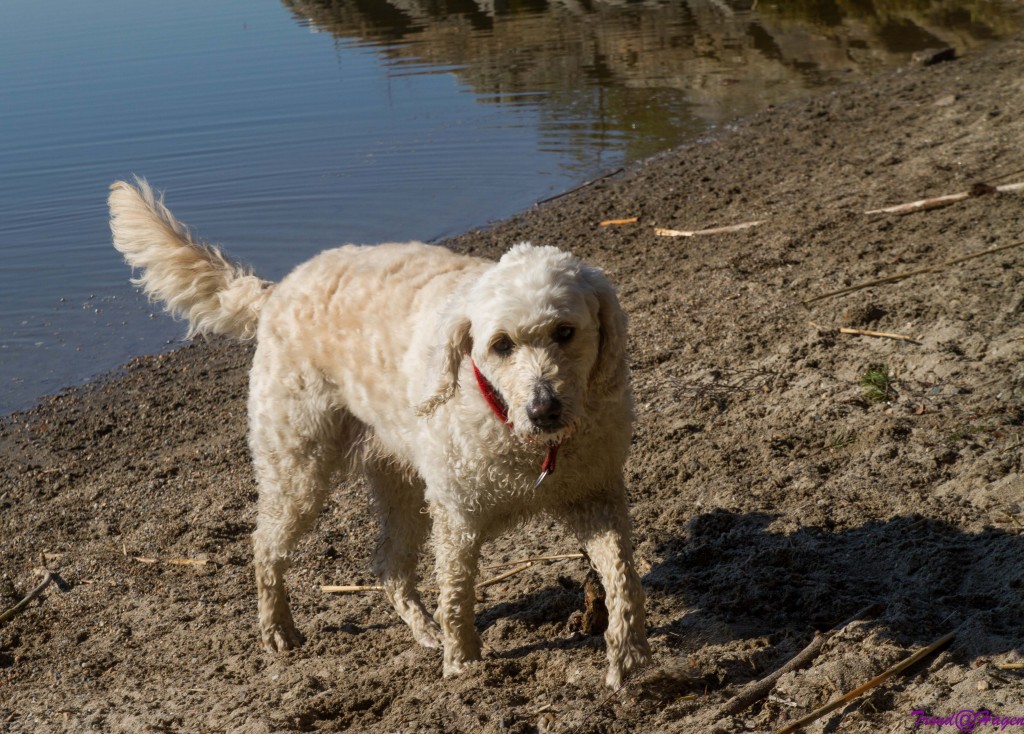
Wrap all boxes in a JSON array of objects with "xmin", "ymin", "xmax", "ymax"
[
  {"xmin": 773, "ymin": 631, "xmax": 955, "ymax": 734},
  {"xmin": 866, "ymin": 191, "xmax": 969, "ymax": 215},
  {"xmin": 0, "ymin": 570, "xmax": 55, "ymax": 625},
  {"xmin": 655, "ymin": 220, "xmax": 765, "ymax": 237},
  {"xmin": 996, "ymin": 662, "xmax": 1024, "ymax": 670},
  {"xmin": 481, "ymin": 553, "xmax": 585, "ymax": 571},
  {"xmin": 600, "ymin": 217, "xmax": 638, "ymax": 227},
  {"xmin": 321, "ymin": 562, "xmax": 539, "ymax": 596},
  {"xmin": 321, "ymin": 584, "xmax": 385, "ymax": 594},
  {"xmin": 131, "ymin": 556, "xmax": 211, "ymax": 567},
  {"xmin": 804, "ymin": 239, "xmax": 1024, "ymax": 305},
  {"xmin": 866, "ymin": 182, "xmax": 1024, "ymax": 215},
  {"xmin": 719, "ymin": 603, "xmax": 882, "ymax": 717},
  {"xmin": 478, "ymin": 562, "xmax": 533, "ymax": 589},
  {"xmin": 805, "ymin": 268, "xmax": 938, "ymax": 304},
  {"xmin": 838, "ymin": 327, "xmax": 920, "ymax": 343}
]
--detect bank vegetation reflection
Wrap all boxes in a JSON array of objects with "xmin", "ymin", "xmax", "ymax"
[{"xmin": 284, "ymin": 0, "xmax": 1022, "ymax": 164}]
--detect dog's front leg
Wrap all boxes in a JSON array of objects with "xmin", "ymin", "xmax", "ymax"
[
  {"xmin": 567, "ymin": 491, "xmax": 651, "ymax": 688},
  {"xmin": 431, "ymin": 508, "xmax": 483, "ymax": 677}
]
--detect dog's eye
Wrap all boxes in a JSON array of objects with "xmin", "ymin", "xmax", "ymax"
[
  {"xmin": 491, "ymin": 336, "xmax": 514, "ymax": 356},
  {"xmin": 553, "ymin": 324, "xmax": 575, "ymax": 344}
]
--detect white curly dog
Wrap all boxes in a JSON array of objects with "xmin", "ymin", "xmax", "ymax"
[{"xmin": 108, "ymin": 179, "xmax": 650, "ymax": 687}]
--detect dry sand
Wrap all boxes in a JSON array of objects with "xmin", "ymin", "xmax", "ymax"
[{"xmin": 2, "ymin": 37, "xmax": 1024, "ymax": 734}]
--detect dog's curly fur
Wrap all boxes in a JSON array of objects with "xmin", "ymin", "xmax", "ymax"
[{"xmin": 108, "ymin": 178, "xmax": 650, "ymax": 687}]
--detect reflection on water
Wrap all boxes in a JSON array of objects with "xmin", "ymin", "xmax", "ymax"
[
  {"xmin": 0, "ymin": 0, "xmax": 1021, "ymax": 414},
  {"xmin": 287, "ymin": 0, "xmax": 1024, "ymax": 162}
]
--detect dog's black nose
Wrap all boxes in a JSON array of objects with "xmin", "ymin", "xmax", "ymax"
[{"xmin": 526, "ymin": 391, "xmax": 562, "ymax": 429}]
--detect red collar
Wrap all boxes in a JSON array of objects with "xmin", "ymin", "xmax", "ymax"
[
  {"xmin": 472, "ymin": 360, "xmax": 509, "ymax": 424},
  {"xmin": 472, "ymin": 360, "xmax": 560, "ymax": 485}
]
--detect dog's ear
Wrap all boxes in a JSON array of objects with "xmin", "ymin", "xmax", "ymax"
[
  {"xmin": 582, "ymin": 266, "xmax": 628, "ymax": 398},
  {"xmin": 416, "ymin": 309, "xmax": 473, "ymax": 416}
]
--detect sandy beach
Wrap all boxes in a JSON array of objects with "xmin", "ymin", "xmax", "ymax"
[{"xmin": 2, "ymin": 37, "xmax": 1024, "ymax": 733}]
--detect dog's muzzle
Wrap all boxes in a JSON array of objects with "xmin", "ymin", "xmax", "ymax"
[
  {"xmin": 526, "ymin": 386, "xmax": 564, "ymax": 432},
  {"xmin": 472, "ymin": 361, "xmax": 563, "ymax": 487}
]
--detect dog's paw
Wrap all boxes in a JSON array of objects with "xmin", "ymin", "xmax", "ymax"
[
  {"xmin": 262, "ymin": 623, "xmax": 305, "ymax": 652},
  {"xmin": 604, "ymin": 645, "xmax": 652, "ymax": 689},
  {"xmin": 411, "ymin": 619, "xmax": 443, "ymax": 649},
  {"xmin": 442, "ymin": 639, "xmax": 482, "ymax": 677},
  {"xmin": 442, "ymin": 654, "xmax": 479, "ymax": 678}
]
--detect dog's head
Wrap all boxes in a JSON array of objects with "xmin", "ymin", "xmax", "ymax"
[{"xmin": 418, "ymin": 243, "xmax": 627, "ymax": 443}]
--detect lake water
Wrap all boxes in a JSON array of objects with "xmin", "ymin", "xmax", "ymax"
[{"xmin": 2, "ymin": 0, "xmax": 1022, "ymax": 414}]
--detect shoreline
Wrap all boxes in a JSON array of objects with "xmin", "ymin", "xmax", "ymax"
[{"xmin": 3, "ymin": 38, "xmax": 1024, "ymax": 733}]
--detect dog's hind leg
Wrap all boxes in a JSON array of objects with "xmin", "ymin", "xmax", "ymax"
[
  {"xmin": 249, "ymin": 368, "xmax": 350, "ymax": 652},
  {"xmin": 365, "ymin": 459, "xmax": 441, "ymax": 649}
]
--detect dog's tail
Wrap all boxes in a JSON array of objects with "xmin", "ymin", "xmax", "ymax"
[{"xmin": 109, "ymin": 178, "xmax": 273, "ymax": 340}]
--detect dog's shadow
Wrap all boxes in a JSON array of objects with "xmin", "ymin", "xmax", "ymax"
[
  {"xmin": 475, "ymin": 573, "xmax": 604, "ymax": 656},
  {"xmin": 475, "ymin": 510, "xmax": 1024, "ymax": 674}
]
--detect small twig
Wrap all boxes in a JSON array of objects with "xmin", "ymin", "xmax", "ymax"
[
  {"xmin": 122, "ymin": 543, "xmax": 211, "ymax": 567},
  {"xmin": 866, "ymin": 192, "xmax": 970, "ymax": 215},
  {"xmin": 996, "ymin": 662, "xmax": 1024, "ymax": 670},
  {"xmin": 838, "ymin": 327, "xmax": 920, "ymax": 343},
  {"xmin": 773, "ymin": 631, "xmax": 955, "ymax": 734},
  {"xmin": 568, "ymin": 679, "xmax": 629, "ymax": 734},
  {"xmin": 804, "ymin": 239, "xmax": 1024, "ymax": 305},
  {"xmin": 131, "ymin": 556, "xmax": 212, "ymax": 567},
  {"xmin": 481, "ymin": 553, "xmax": 585, "ymax": 571},
  {"xmin": 600, "ymin": 217, "xmax": 638, "ymax": 227},
  {"xmin": 321, "ymin": 584, "xmax": 385, "ymax": 594},
  {"xmin": 865, "ymin": 182, "xmax": 1024, "ymax": 215},
  {"xmin": 322, "ymin": 562, "xmax": 539, "ymax": 596},
  {"xmin": 535, "ymin": 168, "xmax": 624, "ymax": 206},
  {"xmin": 1005, "ymin": 512, "xmax": 1023, "ymax": 529},
  {"xmin": 719, "ymin": 603, "xmax": 882, "ymax": 717},
  {"xmin": 671, "ymin": 366, "xmax": 778, "ymax": 410},
  {"xmin": 991, "ymin": 167, "xmax": 1024, "ymax": 184},
  {"xmin": 655, "ymin": 219, "xmax": 765, "ymax": 237},
  {"xmin": 0, "ymin": 570, "xmax": 56, "ymax": 626},
  {"xmin": 478, "ymin": 562, "xmax": 534, "ymax": 589}
]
